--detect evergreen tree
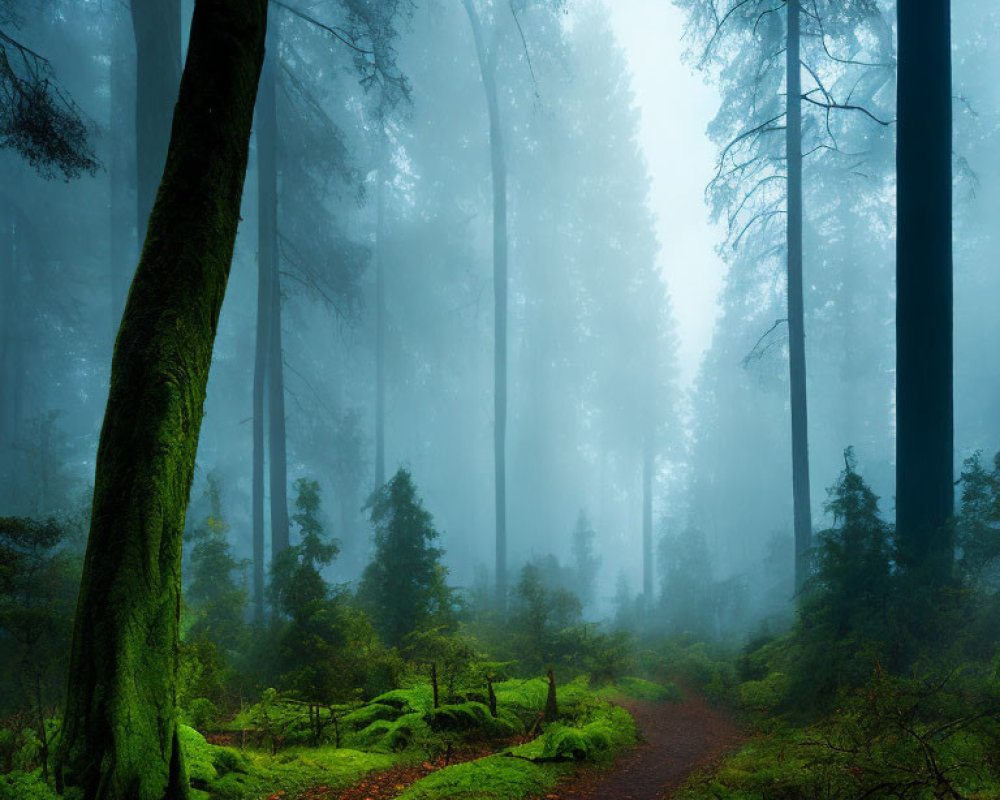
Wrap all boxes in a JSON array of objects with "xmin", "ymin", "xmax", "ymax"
[
  {"xmin": 509, "ymin": 561, "xmax": 581, "ymax": 673},
  {"xmin": 357, "ymin": 468, "xmax": 455, "ymax": 648},
  {"xmin": 0, "ymin": 516, "xmax": 79, "ymax": 779},
  {"xmin": 184, "ymin": 475, "xmax": 246, "ymax": 653},
  {"xmin": 269, "ymin": 477, "xmax": 339, "ymax": 621},
  {"xmin": 793, "ymin": 448, "xmax": 894, "ymax": 706}
]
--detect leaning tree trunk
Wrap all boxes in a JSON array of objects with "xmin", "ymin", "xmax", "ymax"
[
  {"xmin": 895, "ymin": 0, "xmax": 953, "ymax": 584},
  {"xmin": 462, "ymin": 0, "xmax": 508, "ymax": 607},
  {"xmin": 130, "ymin": 0, "xmax": 182, "ymax": 247},
  {"xmin": 786, "ymin": 0, "xmax": 812, "ymax": 594},
  {"xmin": 55, "ymin": 2, "xmax": 267, "ymax": 797}
]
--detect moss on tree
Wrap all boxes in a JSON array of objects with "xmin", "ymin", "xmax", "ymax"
[{"xmin": 54, "ymin": 1, "xmax": 267, "ymax": 798}]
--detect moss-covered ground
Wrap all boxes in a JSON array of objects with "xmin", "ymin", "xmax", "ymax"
[{"xmin": 0, "ymin": 675, "xmax": 679, "ymax": 800}]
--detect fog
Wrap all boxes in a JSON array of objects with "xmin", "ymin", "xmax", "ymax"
[{"xmin": 1, "ymin": 0, "xmax": 997, "ymax": 639}]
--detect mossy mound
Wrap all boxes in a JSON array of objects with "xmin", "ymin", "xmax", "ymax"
[
  {"xmin": 395, "ymin": 754, "xmax": 568, "ymax": 800},
  {"xmin": 371, "ymin": 686, "xmax": 434, "ymax": 714},
  {"xmin": 341, "ymin": 702, "xmax": 403, "ymax": 731},
  {"xmin": 353, "ymin": 712, "xmax": 431, "ymax": 752},
  {"xmin": 510, "ymin": 705, "xmax": 636, "ymax": 764},
  {"xmin": 178, "ymin": 724, "xmax": 394, "ymax": 799}
]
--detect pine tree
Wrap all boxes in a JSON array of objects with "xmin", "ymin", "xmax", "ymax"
[{"xmin": 357, "ymin": 468, "xmax": 454, "ymax": 647}]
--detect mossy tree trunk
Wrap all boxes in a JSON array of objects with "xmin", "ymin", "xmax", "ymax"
[{"xmin": 56, "ymin": 1, "xmax": 267, "ymax": 798}]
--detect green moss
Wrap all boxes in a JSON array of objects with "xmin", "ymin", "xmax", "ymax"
[
  {"xmin": 179, "ymin": 724, "xmax": 219, "ymax": 785},
  {"xmin": 352, "ymin": 712, "xmax": 431, "ymax": 752},
  {"xmin": 371, "ymin": 686, "xmax": 434, "ymax": 713},
  {"xmin": 341, "ymin": 702, "xmax": 402, "ymax": 730},
  {"xmin": 510, "ymin": 706, "xmax": 636, "ymax": 765},
  {"xmin": 177, "ymin": 722, "xmax": 394, "ymax": 799},
  {"xmin": 396, "ymin": 755, "xmax": 568, "ymax": 800},
  {"xmin": 0, "ymin": 770, "xmax": 60, "ymax": 800}
]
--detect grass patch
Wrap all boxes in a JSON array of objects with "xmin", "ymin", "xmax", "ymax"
[
  {"xmin": 179, "ymin": 724, "xmax": 396, "ymax": 799},
  {"xmin": 395, "ymin": 755, "xmax": 569, "ymax": 800}
]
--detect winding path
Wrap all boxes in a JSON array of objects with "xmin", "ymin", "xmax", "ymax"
[{"xmin": 541, "ymin": 691, "xmax": 745, "ymax": 800}]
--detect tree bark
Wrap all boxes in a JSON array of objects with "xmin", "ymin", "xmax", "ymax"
[
  {"xmin": 462, "ymin": 0, "xmax": 508, "ymax": 607},
  {"xmin": 56, "ymin": 2, "xmax": 267, "ymax": 797},
  {"xmin": 131, "ymin": 0, "xmax": 182, "ymax": 248},
  {"xmin": 895, "ymin": 0, "xmax": 953, "ymax": 583},
  {"xmin": 786, "ymin": 0, "xmax": 812, "ymax": 594}
]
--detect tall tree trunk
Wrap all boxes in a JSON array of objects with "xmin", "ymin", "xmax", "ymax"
[
  {"xmin": 109, "ymin": 2, "xmax": 136, "ymax": 339},
  {"xmin": 786, "ymin": 0, "xmax": 812, "ymax": 594},
  {"xmin": 0, "ymin": 203, "xmax": 14, "ymax": 495},
  {"xmin": 268, "ymin": 232, "xmax": 290, "ymax": 555},
  {"xmin": 252, "ymin": 29, "xmax": 277, "ymax": 621},
  {"xmin": 462, "ymin": 0, "xmax": 508, "ymax": 606},
  {"xmin": 131, "ymin": 0, "xmax": 182, "ymax": 247},
  {"xmin": 896, "ymin": 0, "xmax": 953, "ymax": 583},
  {"xmin": 257, "ymin": 34, "xmax": 290, "ymax": 556},
  {"xmin": 374, "ymin": 127, "xmax": 387, "ymax": 490},
  {"xmin": 55, "ymin": 2, "xmax": 267, "ymax": 797},
  {"xmin": 642, "ymin": 435, "xmax": 653, "ymax": 603}
]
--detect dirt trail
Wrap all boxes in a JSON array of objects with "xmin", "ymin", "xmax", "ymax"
[{"xmin": 541, "ymin": 692, "xmax": 745, "ymax": 800}]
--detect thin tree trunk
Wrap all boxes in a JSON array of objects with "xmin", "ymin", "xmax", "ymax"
[
  {"xmin": 257, "ymin": 31, "xmax": 290, "ymax": 558},
  {"xmin": 252, "ymin": 31, "xmax": 276, "ymax": 622},
  {"xmin": 642, "ymin": 435, "xmax": 653, "ymax": 603},
  {"xmin": 56, "ymin": 2, "xmax": 267, "ymax": 797},
  {"xmin": 0, "ymin": 204, "xmax": 13, "ymax": 482},
  {"xmin": 896, "ymin": 0, "xmax": 953, "ymax": 582},
  {"xmin": 462, "ymin": 0, "xmax": 508, "ymax": 607},
  {"xmin": 374, "ymin": 126, "xmax": 387, "ymax": 490},
  {"xmin": 786, "ymin": 0, "xmax": 812, "ymax": 594},
  {"xmin": 268, "ymin": 212, "xmax": 289, "ymax": 556},
  {"xmin": 131, "ymin": 0, "xmax": 182, "ymax": 248}
]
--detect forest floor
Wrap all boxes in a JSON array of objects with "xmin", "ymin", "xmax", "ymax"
[
  {"xmin": 286, "ymin": 688, "xmax": 743, "ymax": 800},
  {"xmin": 539, "ymin": 690, "xmax": 745, "ymax": 800}
]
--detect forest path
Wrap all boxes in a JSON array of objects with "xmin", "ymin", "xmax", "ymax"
[{"xmin": 540, "ymin": 689, "xmax": 745, "ymax": 800}]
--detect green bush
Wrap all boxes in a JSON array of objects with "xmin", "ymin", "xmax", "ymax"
[
  {"xmin": 676, "ymin": 667, "xmax": 1000, "ymax": 800},
  {"xmin": 0, "ymin": 770, "xmax": 59, "ymax": 800}
]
